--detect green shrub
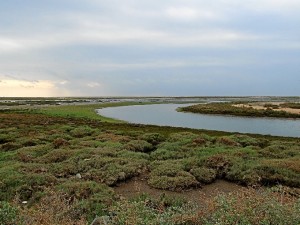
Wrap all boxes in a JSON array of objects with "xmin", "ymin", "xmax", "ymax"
[
  {"xmin": 148, "ymin": 173, "xmax": 199, "ymax": 190},
  {"xmin": 226, "ymin": 159, "xmax": 300, "ymax": 187},
  {"xmin": 204, "ymin": 154, "xmax": 233, "ymax": 177},
  {"xmin": 1, "ymin": 142, "xmax": 21, "ymax": 152},
  {"xmin": 48, "ymin": 133, "xmax": 73, "ymax": 142},
  {"xmin": 21, "ymin": 138, "xmax": 41, "ymax": 147},
  {"xmin": 153, "ymin": 141, "xmax": 197, "ymax": 160},
  {"xmin": 16, "ymin": 173, "xmax": 57, "ymax": 201},
  {"xmin": 70, "ymin": 126, "xmax": 94, "ymax": 138},
  {"xmin": 0, "ymin": 201, "xmax": 19, "ymax": 225},
  {"xmin": 16, "ymin": 144, "xmax": 53, "ymax": 162},
  {"xmin": 49, "ymin": 161, "xmax": 78, "ymax": 178},
  {"xmin": 60, "ymin": 125, "xmax": 74, "ymax": 132},
  {"xmin": 36, "ymin": 149, "xmax": 74, "ymax": 163},
  {"xmin": 125, "ymin": 140, "xmax": 153, "ymax": 152},
  {"xmin": 0, "ymin": 163, "xmax": 25, "ymax": 200},
  {"xmin": 141, "ymin": 133, "xmax": 165, "ymax": 145},
  {"xmin": 0, "ymin": 134, "xmax": 13, "ymax": 144},
  {"xmin": 96, "ymin": 141, "xmax": 124, "ymax": 150},
  {"xmin": 226, "ymin": 160, "xmax": 261, "ymax": 186},
  {"xmin": 203, "ymin": 190, "xmax": 300, "ymax": 225},
  {"xmin": 109, "ymin": 195, "xmax": 199, "ymax": 225},
  {"xmin": 190, "ymin": 167, "xmax": 217, "ymax": 184},
  {"xmin": 259, "ymin": 143, "xmax": 300, "ymax": 159},
  {"xmin": 58, "ymin": 181, "xmax": 115, "ymax": 222},
  {"xmin": 149, "ymin": 162, "xmax": 199, "ymax": 190},
  {"xmin": 231, "ymin": 134, "xmax": 266, "ymax": 147},
  {"xmin": 217, "ymin": 136, "xmax": 240, "ymax": 147},
  {"xmin": 157, "ymin": 141, "xmax": 181, "ymax": 152},
  {"xmin": 53, "ymin": 138, "xmax": 69, "ymax": 148},
  {"xmin": 117, "ymin": 150, "xmax": 150, "ymax": 160},
  {"xmin": 150, "ymin": 148, "xmax": 178, "ymax": 160},
  {"xmin": 76, "ymin": 155, "xmax": 147, "ymax": 186},
  {"xmin": 167, "ymin": 132, "xmax": 198, "ymax": 144},
  {"xmin": 280, "ymin": 102, "xmax": 300, "ymax": 109},
  {"xmin": 255, "ymin": 165, "xmax": 300, "ymax": 187}
]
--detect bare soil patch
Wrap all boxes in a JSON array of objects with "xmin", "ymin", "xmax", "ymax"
[{"xmin": 114, "ymin": 175, "xmax": 247, "ymax": 206}]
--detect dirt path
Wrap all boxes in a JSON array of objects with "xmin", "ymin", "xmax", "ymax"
[{"xmin": 114, "ymin": 176, "xmax": 247, "ymax": 206}]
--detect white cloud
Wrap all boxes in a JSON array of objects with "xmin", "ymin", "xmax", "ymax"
[
  {"xmin": 0, "ymin": 38, "xmax": 22, "ymax": 52},
  {"xmin": 58, "ymin": 80, "xmax": 68, "ymax": 85},
  {"xmin": 221, "ymin": 0, "xmax": 300, "ymax": 12},
  {"xmin": 166, "ymin": 7, "xmax": 220, "ymax": 21},
  {"xmin": 1, "ymin": 0, "xmax": 297, "ymax": 55},
  {"xmin": 166, "ymin": 7, "xmax": 198, "ymax": 20},
  {"xmin": 0, "ymin": 26, "xmax": 262, "ymax": 54},
  {"xmin": 87, "ymin": 82, "xmax": 101, "ymax": 88}
]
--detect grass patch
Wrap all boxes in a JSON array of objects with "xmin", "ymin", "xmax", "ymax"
[{"xmin": 39, "ymin": 102, "xmax": 156, "ymax": 122}]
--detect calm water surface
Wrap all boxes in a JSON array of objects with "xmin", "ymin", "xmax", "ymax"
[{"xmin": 97, "ymin": 104, "xmax": 300, "ymax": 137}]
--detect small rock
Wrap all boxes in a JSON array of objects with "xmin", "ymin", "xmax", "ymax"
[
  {"xmin": 76, "ymin": 173, "xmax": 82, "ymax": 179},
  {"xmin": 22, "ymin": 201, "xmax": 28, "ymax": 204}
]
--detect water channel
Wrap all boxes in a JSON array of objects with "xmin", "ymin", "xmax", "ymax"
[{"xmin": 97, "ymin": 104, "xmax": 300, "ymax": 137}]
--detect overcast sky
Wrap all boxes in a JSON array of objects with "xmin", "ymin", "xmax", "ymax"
[{"xmin": 0, "ymin": 0, "xmax": 299, "ymax": 97}]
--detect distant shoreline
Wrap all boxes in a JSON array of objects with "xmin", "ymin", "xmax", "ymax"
[{"xmin": 178, "ymin": 102, "xmax": 300, "ymax": 119}]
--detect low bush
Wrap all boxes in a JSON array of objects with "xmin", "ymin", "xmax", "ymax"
[
  {"xmin": 19, "ymin": 190, "xmax": 87, "ymax": 225},
  {"xmin": 70, "ymin": 126, "xmax": 95, "ymax": 138},
  {"xmin": 141, "ymin": 132, "xmax": 165, "ymax": 145},
  {"xmin": 53, "ymin": 138, "xmax": 69, "ymax": 148},
  {"xmin": 190, "ymin": 167, "xmax": 217, "ymax": 184},
  {"xmin": 203, "ymin": 190, "xmax": 300, "ymax": 225},
  {"xmin": 255, "ymin": 165, "xmax": 300, "ymax": 187},
  {"xmin": 125, "ymin": 140, "xmax": 153, "ymax": 152},
  {"xmin": 259, "ymin": 143, "xmax": 300, "ymax": 159},
  {"xmin": 16, "ymin": 173, "xmax": 57, "ymax": 201},
  {"xmin": 231, "ymin": 134, "xmax": 267, "ymax": 147},
  {"xmin": 0, "ymin": 201, "xmax": 20, "ymax": 225},
  {"xmin": 58, "ymin": 181, "xmax": 114, "ymax": 222},
  {"xmin": 36, "ymin": 149, "xmax": 74, "ymax": 163},
  {"xmin": 109, "ymin": 196, "xmax": 198, "ymax": 225},
  {"xmin": 117, "ymin": 150, "xmax": 150, "ymax": 160},
  {"xmin": 76, "ymin": 156, "xmax": 148, "ymax": 186},
  {"xmin": 204, "ymin": 154, "xmax": 233, "ymax": 177},
  {"xmin": 217, "ymin": 136, "xmax": 240, "ymax": 147},
  {"xmin": 167, "ymin": 132, "xmax": 198, "ymax": 145},
  {"xmin": 280, "ymin": 102, "xmax": 300, "ymax": 109},
  {"xmin": 0, "ymin": 134, "xmax": 13, "ymax": 144},
  {"xmin": 16, "ymin": 144, "xmax": 53, "ymax": 162},
  {"xmin": 148, "ymin": 162, "xmax": 199, "ymax": 190},
  {"xmin": 1, "ymin": 142, "xmax": 21, "ymax": 152},
  {"xmin": 226, "ymin": 160, "xmax": 261, "ymax": 186},
  {"xmin": 150, "ymin": 148, "xmax": 179, "ymax": 160}
]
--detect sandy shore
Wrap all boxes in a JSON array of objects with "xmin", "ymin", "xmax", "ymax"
[{"xmin": 233, "ymin": 103, "xmax": 300, "ymax": 115}]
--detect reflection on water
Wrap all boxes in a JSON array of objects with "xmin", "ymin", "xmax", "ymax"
[{"xmin": 97, "ymin": 104, "xmax": 300, "ymax": 137}]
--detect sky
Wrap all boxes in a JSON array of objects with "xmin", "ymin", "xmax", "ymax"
[{"xmin": 0, "ymin": 0, "xmax": 299, "ymax": 97}]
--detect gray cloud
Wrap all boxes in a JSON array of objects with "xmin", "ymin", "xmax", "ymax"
[{"xmin": 0, "ymin": 0, "xmax": 299, "ymax": 96}]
